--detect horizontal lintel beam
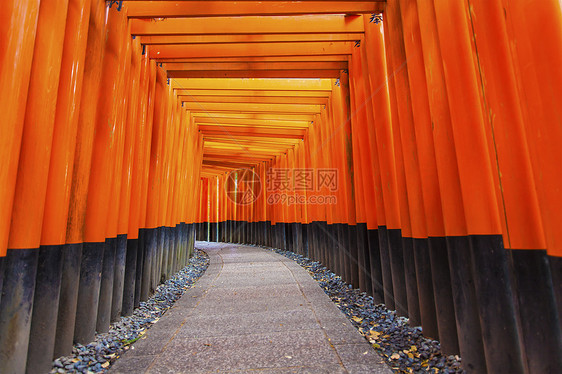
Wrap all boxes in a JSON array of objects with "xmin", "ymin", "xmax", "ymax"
[
  {"xmin": 126, "ymin": 2, "xmax": 384, "ymax": 18},
  {"xmin": 131, "ymin": 15, "xmax": 364, "ymax": 35},
  {"xmin": 140, "ymin": 33, "xmax": 363, "ymax": 45},
  {"xmin": 172, "ymin": 78, "xmax": 332, "ymax": 91},
  {"xmin": 168, "ymin": 69, "xmax": 341, "ymax": 78},
  {"xmin": 150, "ymin": 42, "xmax": 353, "ymax": 59}
]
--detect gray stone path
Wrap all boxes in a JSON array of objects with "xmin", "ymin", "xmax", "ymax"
[{"xmin": 110, "ymin": 242, "xmax": 391, "ymax": 374}]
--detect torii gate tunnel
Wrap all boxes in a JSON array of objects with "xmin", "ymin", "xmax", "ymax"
[{"xmin": 1, "ymin": 1, "xmax": 562, "ymax": 373}]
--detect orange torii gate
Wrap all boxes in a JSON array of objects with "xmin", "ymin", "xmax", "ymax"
[{"xmin": 1, "ymin": 1, "xmax": 562, "ymax": 374}]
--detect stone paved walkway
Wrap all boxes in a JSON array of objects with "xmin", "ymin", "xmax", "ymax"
[{"xmin": 110, "ymin": 242, "xmax": 391, "ymax": 374}]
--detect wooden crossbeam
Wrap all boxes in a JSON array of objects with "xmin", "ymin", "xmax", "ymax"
[
  {"xmin": 176, "ymin": 89, "xmax": 330, "ymax": 99},
  {"xmin": 204, "ymin": 153, "xmax": 274, "ymax": 162},
  {"xmin": 168, "ymin": 70, "xmax": 341, "ymax": 78},
  {"xmin": 194, "ymin": 117, "xmax": 311, "ymax": 128},
  {"xmin": 172, "ymin": 78, "xmax": 333, "ymax": 91},
  {"xmin": 150, "ymin": 41, "xmax": 353, "ymax": 59},
  {"xmin": 165, "ymin": 61, "xmax": 347, "ymax": 71},
  {"xmin": 181, "ymin": 95, "xmax": 328, "ymax": 105},
  {"xmin": 158, "ymin": 56, "xmax": 350, "ymax": 63},
  {"xmin": 184, "ymin": 102, "xmax": 323, "ymax": 114},
  {"xmin": 192, "ymin": 112, "xmax": 316, "ymax": 121},
  {"xmin": 125, "ymin": 1, "xmax": 384, "ymax": 18},
  {"xmin": 140, "ymin": 33, "xmax": 363, "ymax": 45},
  {"xmin": 130, "ymin": 15, "xmax": 364, "ymax": 35},
  {"xmin": 166, "ymin": 61, "xmax": 345, "ymax": 77},
  {"xmin": 203, "ymin": 136, "xmax": 300, "ymax": 146},
  {"xmin": 198, "ymin": 126, "xmax": 306, "ymax": 139}
]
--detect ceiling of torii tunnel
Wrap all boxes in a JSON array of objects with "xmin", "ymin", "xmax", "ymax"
[{"xmin": 1, "ymin": 1, "xmax": 562, "ymax": 373}]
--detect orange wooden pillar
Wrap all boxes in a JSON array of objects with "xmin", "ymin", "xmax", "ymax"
[
  {"xmin": 120, "ymin": 44, "xmax": 149, "ymax": 320},
  {"xmin": 433, "ymin": 1, "xmax": 525, "ymax": 372},
  {"xmin": 155, "ymin": 82, "xmax": 172, "ymax": 279},
  {"xmin": 291, "ymin": 144, "xmax": 305, "ymax": 255},
  {"xmin": 135, "ymin": 53, "xmax": 158, "ymax": 304},
  {"xmin": 348, "ymin": 74, "xmax": 370, "ymax": 294},
  {"xmin": 171, "ymin": 108, "xmax": 189, "ymax": 266},
  {"xmin": 162, "ymin": 90, "xmax": 180, "ymax": 276},
  {"xmin": 256, "ymin": 165, "xmax": 262, "ymax": 245},
  {"xmin": 414, "ymin": 0, "xmax": 486, "ymax": 369},
  {"xmin": 218, "ymin": 173, "xmax": 226, "ymax": 243},
  {"xmin": 324, "ymin": 103, "xmax": 347, "ymax": 278},
  {"xmin": 122, "ymin": 55, "xmax": 156, "ymax": 316},
  {"xmin": 285, "ymin": 148, "xmax": 296, "ymax": 251},
  {"xmin": 301, "ymin": 126, "xmax": 313, "ymax": 259},
  {"xmin": 272, "ymin": 156, "xmax": 284, "ymax": 249},
  {"xmin": 200, "ymin": 178, "xmax": 209, "ymax": 241},
  {"xmin": 305, "ymin": 119, "xmax": 322, "ymax": 264},
  {"xmin": 97, "ymin": 23, "xmax": 132, "ymax": 334},
  {"xmin": 74, "ymin": 4, "xmax": 127, "ymax": 345},
  {"xmin": 276, "ymin": 154, "xmax": 289, "ymax": 250},
  {"xmin": 383, "ymin": 0, "xmax": 422, "ymax": 324},
  {"xmin": 352, "ymin": 37, "xmax": 385, "ymax": 304},
  {"xmin": 468, "ymin": 0, "xmax": 562, "ymax": 371},
  {"xmin": 0, "ymin": 0, "xmax": 40, "ymax": 264},
  {"xmin": 360, "ymin": 20, "xmax": 397, "ymax": 305},
  {"xmin": 318, "ymin": 107, "xmax": 338, "ymax": 273},
  {"xmin": 501, "ymin": 0, "xmax": 562, "ymax": 273},
  {"xmin": 54, "ymin": 0, "xmax": 106, "ymax": 358},
  {"xmin": 400, "ymin": 0, "xmax": 460, "ymax": 353},
  {"xmin": 329, "ymin": 81, "xmax": 353, "ymax": 283},
  {"xmin": 183, "ymin": 110, "xmax": 196, "ymax": 258},
  {"xmin": 0, "ymin": 0, "xmax": 69, "ymax": 371},
  {"xmin": 26, "ymin": 0, "xmax": 91, "ymax": 370},
  {"xmin": 102, "ymin": 35, "xmax": 140, "ymax": 331},
  {"xmin": 338, "ymin": 71, "xmax": 361, "ymax": 289},
  {"xmin": 348, "ymin": 50, "xmax": 377, "ymax": 296},
  {"xmin": 184, "ymin": 114, "xmax": 199, "ymax": 254},
  {"xmin": 144, "ymin": 66, "xmax": 167, "ymax": 300},
  {"xmin": 261, "ymin": 161, "xmax": 269, "ymax": 247},
  {"xmin": 209, "ymin": 176, "xmax": 217, "ymax": 242}
]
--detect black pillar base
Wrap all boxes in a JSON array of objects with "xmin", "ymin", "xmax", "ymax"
[
  {"xmin": 54, "ymin": 243, "xmax": 82, "ymax": 358},
  {"xmin": 0, "ymin": 247, "xmax": 39, "ymax": 374},
  {"xmin": 122, "ymin": 238, "xmax": 138, "ymax": 316},
  {"xmin": 402, "ymin": 235, "xmax": 420, "ymax": 325},
  {"xmin": 0, "ymin": 256, "xmax": 4, "ymax": 306},
  {"xmin": 446, "ymin": 236, "xmax": 486, "ymax": 374},
  {"xmin": 27, "ymin": 244, "xmax": 64, "ymax": 374},
  {"xmin": 356, "ymin": 223, "xmax": 370, "ymax": 295},
  {"xmin": 134, "ymin": 228, "xmax": 146, "ymax": 308},
  {"xmin": 141, "ymin": 228, "xmax": 157, "ymax": 302},
  {"xmin": 413, "ymin": 238, "xmax": 438, "ymax": 339},
  {"xmin": 111, "ymin": 234, "xmax": 127, "ymax": 322},
  {"xmin": 389, "ymin": 229, "xmax": 407, "ymax": 317},
  {"xmin": 74, "ymin": 241, "xmax": 104, "ymax": 344},
  {"xmin": 470, "ymin": 234, "xmax": 524, "ymax": 374},
  {"xmin": 367, "ymin": 228, "xmax": 384, "ymax": 304},
  {"xmin": 301, "ymin": 223, "xmax": 309, "ymax": 258},
  {"xmin": 96, "ymin": 237, "xmax": 116, "ymax": 334},
  {"xmin": 428, "ymin": 236, "xmax": 459, "ymax": 355},
  {"xmin": 512, "ymin": 249, "xmax": 562, "ymax": 373},
  {"xmin": 348, "ymin": 224, "xmax": 360, "ymax": 289},
  {"xmin": 549, "ymin": 255, "xmax": 562, "ymax": 327},
  {"xmin": 378, "ymin": 226, "xmax": 395, "ymax": 310}
]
